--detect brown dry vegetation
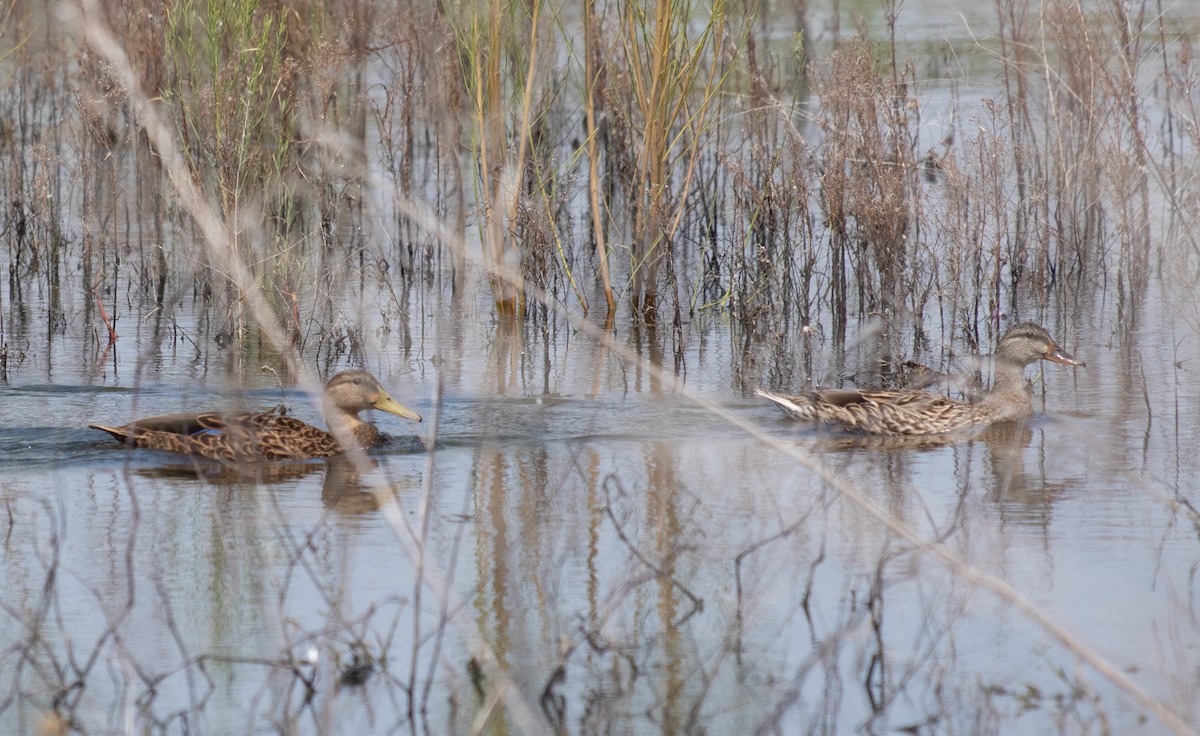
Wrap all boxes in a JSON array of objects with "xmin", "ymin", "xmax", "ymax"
[
  {"xmin": 1, "ymin": 0, "xmax": 1191, "ymax": 364},
  {"xmin": 1, "ymin": 0, "xmax": 1198, "ymax": 732}
]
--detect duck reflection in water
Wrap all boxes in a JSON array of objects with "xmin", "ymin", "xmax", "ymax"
[{"xmin": 127, "ymin": 455, "xmax": 415, "ymax": 518}]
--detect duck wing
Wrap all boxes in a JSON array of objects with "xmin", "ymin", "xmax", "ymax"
[
  {"xmin": 89, "ymin": 412, "xmax": 341, "ymax": 461},
  {"xmin": 757, "ymin": 388, "xmax": 978, "ymax": 435}
]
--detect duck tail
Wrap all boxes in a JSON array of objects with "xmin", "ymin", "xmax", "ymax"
[
  {"xmin": 755, "ymin": 389, "xmax": 819, "ymax": 421},
  {"xmin": 88, "ymin": 424, "xmax": 134, "ymax": 444}
]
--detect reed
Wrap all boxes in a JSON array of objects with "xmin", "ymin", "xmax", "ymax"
[
  {"xmin": 444, "ymin": 0, "xmax": 529, "ymax": 316},
  {"xmin": 612, "ymin": 0, "xmax": 729, "ymax": 323},
  {"xmin": 2, "ymin": 1, "xmax": 1199, "ymax": 731},
  {"xmin": 583, "ymin": 0, "xmax": 615, "ymax": 315},
  {"xmin": 162, "ymin": 0, "xmax": 295, "ymax": 230},
  {"xmin": 0, "ymin": 0, "xmax": 1182, "ymax": 366}
]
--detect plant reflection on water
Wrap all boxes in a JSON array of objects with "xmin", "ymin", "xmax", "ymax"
[{"xmin": 0, "ymin": 0, "xmax": 1197, "ymax": 733}]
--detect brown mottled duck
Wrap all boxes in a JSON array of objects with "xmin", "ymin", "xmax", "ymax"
[
  {"xmin": 756, "ymin": 322, "xmax": 1084, "ymax": 436},
  {"xmin": 89, "ymin": 370, "xmax": 422, "ymax": 461}
]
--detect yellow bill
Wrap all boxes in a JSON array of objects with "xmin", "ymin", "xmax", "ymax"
[{"xmin": 373, "ymin": 392, "xmax": 423, "ymax": 422}]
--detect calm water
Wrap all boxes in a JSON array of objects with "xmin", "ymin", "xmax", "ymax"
[
  {"xmin": 3, "ymin": 274, "xmax": 1198, "ymax": 733},
  {"xmin": 3, "ymin": 1, "xmax": 1200, "ymax": 735}
]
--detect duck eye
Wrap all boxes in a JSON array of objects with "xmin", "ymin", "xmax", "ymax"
[{"xmin": 352, "ymin": 377, "xmax": 362, "ymax": 385}]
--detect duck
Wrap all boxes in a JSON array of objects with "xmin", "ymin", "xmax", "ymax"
[
  {"xmin": 756, "ymin": 322, "xmax": 1084, "ymax": 436},
  {"xmin": 89, "ymin": 370, "xmax": 422, "ymax": 461}
]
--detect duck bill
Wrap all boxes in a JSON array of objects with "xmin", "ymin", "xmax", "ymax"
[
  {"xmin": 373, "ymin": 393, "xmax": 423, "ymax": 422},
  {"xmin": 1045, "ymin": 344, "xmax": 1086, "ymax": 367}
]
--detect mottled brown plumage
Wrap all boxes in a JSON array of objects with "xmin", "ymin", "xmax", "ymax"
[
  {"xmin": 89, "ymin": 370, "xmax": 422, "ymax": 461},
  {"xmin": 757, "ymin": 322, "xmax": 1085, "ymax": 436}
]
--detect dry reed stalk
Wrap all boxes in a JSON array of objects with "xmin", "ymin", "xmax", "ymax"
[
  {"xmin": 625, "ymin": 0, "xmax": 672, "ymax": 318},
  {"xmin": 584, "ymin": 0, "xmax": 615, "ymax": 315},
  {"xmin": 470, "ymin": 0, "xmax": 528, "ymax": 316},
  {"xmin": 616, "ymin": 0, "xmax": 727, "ymax": 323}
]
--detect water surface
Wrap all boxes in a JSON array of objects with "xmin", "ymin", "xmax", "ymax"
[{"xmin": 2, "ymin": 0, "xmax": 1199, "ymax": 733}]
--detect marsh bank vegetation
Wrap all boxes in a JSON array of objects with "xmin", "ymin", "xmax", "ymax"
[{"xmin": 1, "ymin": 0, "xmax": 1199, "ymax": 733}]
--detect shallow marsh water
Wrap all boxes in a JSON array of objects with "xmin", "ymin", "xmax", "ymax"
[
  {"xmin": 2, "ymin": 1, "xmax": 1200, "ymax": 735},
  {"xmin": 3, "ymin": 278, "xmax": 1199, "ymax": 733}
]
